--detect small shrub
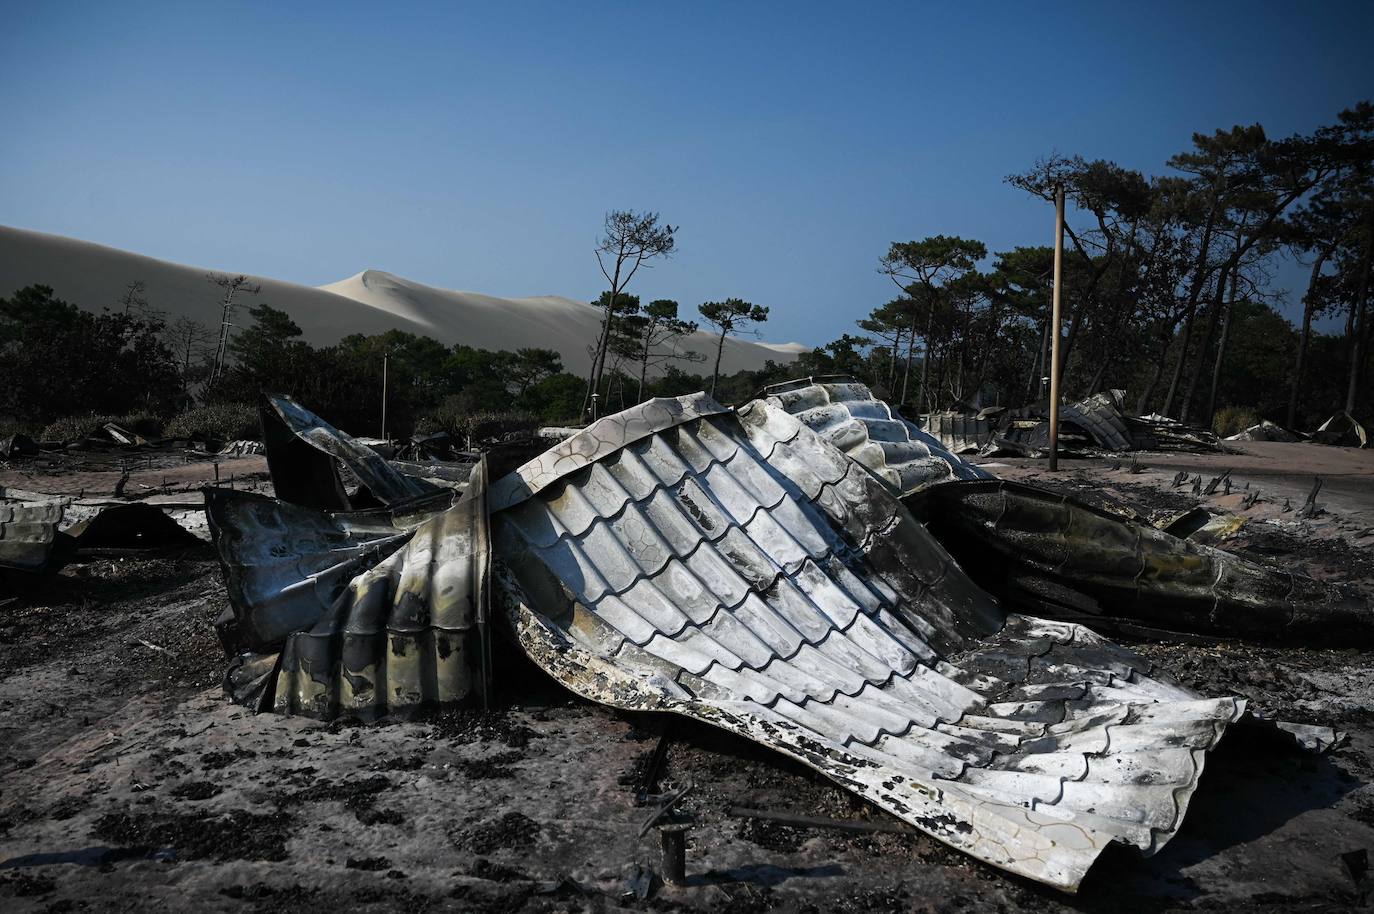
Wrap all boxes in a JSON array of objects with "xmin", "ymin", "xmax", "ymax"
[
  {"xmin": 1213, "ymin": 405, "xmax": 1259, "ymax": 438},
  {"xmin": 115, "ymin": 412, "xmax": 164, "ymax": 438},
  {"xmin": 415, "ymin": 397, "xmax": 538, "ymax": 448},
  {"xmin": 164, "ymin": 402, "xmax": 259, "ymax": 443},
  {"xmin": 40, "ymin": 413, "xmax": 122, "ymax": 443}
]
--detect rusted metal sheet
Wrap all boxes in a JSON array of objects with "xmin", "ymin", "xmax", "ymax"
[
  {"xmin": 911, "ymin": 479, "xmax": 1373, "ymax": 644},
  {"xmin": 760, "ymin": 378, "xmax": 989, "ymax": 497},
  {"xmin": 489, "ymin": 393, "xmax": 1305, "ymax": 892},
  {"xmin": 260, "ymin": 394, "xmax": 441, "ymax": 510}
]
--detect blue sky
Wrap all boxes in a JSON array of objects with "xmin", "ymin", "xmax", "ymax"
[{"xmin": 2, "ymin": 1, "xmax": 1371, "ymax": 345}]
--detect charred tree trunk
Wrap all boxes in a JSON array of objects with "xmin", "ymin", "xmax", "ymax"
[
  {"xmin": 1135, "ymin": 324, "xmax": 1175, "ymax": 416},
  {"xmin": 916, "ymin": 307, "xmax": 935, "ymax": 412},
  {"xmin": 1180, "ymin": 254, "xmax": 1234, "ymax": 423},
  {"xmin": 1345, "ymin": 246, "xmax": 1372, "ymax": 415},
  {"xmin": 1287, "ymin": 249, "xmax": 1331, "ymax": 429},
  {"xmin": 1025, "ymin": 319, "xmax": 1048, "ymax": 403},
  {"xmin": 1086, "ymin": 350, "xmax": 1110, "ymax": 397},
  {"xmin": 900, "ymin": 313, "xmax": 918, "ymax": 405},
  {"xmin": 1059, "ymin": 307, "xmax": 1083, "ymax": 395},
  {"xmin": 1161, "ymin": 203, "xmax": 1220, "ymax": 417},
  {"xmin": 1203, "ymin": 265, "xmax": 1241, "ymax": 424}
]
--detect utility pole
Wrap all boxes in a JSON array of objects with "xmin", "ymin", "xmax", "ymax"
[
  {"xmin": 1048, "ymin": 184, "xmax": 1065, "ymax": 472},
  {"xmin": 381, "ymin": 352, "xmax": 389, "ymax": 441}
]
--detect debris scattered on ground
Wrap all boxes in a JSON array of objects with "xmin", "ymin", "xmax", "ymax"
[{"xmin": 4, "ymin": 380, "xmax": 1373, "ymax": 909}]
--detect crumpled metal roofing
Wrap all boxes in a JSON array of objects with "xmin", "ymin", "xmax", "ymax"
[
  {"xmin": 912, "ymin": 479, "xmax": 1374, "ymax": 644},
  {"xmin": 488, "ymin": 392, "xmax": 1305, "ymax": 891},
  {"xmin": 0, "ymin": 496, "xmax": 64, "ymax": 573},
  {"xmin": 761, "ymin": 378, "xmax": 989, "ymax": 497},
  {"xmin": 920, "ymin": 411, "xmax": 996, "ymax": 454},
  {"xmin": 1060, "ymin": 390, "xmax": 1134, "ymax": 452},
  {"xmin": 260, "ymin": 394, "xmax": 440, "ymax": 510},
  {"xmin": 207, "ymin": 458, "xmax": 491, "ymax": 719}
]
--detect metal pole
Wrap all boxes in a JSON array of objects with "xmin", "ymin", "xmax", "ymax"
[
  {"xmin": 381, "ymin": 353, "xmax": 389, "ymax": 441},
  {"xmin": 1048, "ymin": 185, "xmax": 1065, "ymax": 472}
]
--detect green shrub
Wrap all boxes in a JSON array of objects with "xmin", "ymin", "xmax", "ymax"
[
  {"xmin": 164, "ymin": 402, "xmax": 259, "ymax": 443},
  {"xmin": 1213, "ymin": 405, "xmax": 1259, "ymax": 438}
]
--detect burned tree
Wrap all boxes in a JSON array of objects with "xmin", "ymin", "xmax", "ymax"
[
  {"xmin": 206, "ymin": 272, "xmax": 262, "ymax": 389},
  {"xmin": 166, "ymin": 316, "xmax": 215, "ymax": 392}
]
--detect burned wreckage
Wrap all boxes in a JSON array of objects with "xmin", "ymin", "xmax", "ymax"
[{"xmin": 205, "ymin": 387, "xmax": 1366, "ymax": 893}]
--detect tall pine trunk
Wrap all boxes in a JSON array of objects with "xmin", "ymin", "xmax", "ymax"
[
  {"xmin": 1203, "ymin": 265, "xmax": 1240, "ymax": 424},
  {"xmin": 710, "ymin": 327, "xmax": 727, "ymax": 397},
  {"xmin": 1180, "ymin": 253, "xmax": 1234, "ymax": 423},
  {"xmin": 1162, "ymin": 202, "xmax": 1220, "ymax": 416},
  {"xmin": 1287, "ymin": 249, "xmax": 1331, "ymax": 429},
  {"xmin": 1345, "ymin": 246, "xmax": 1372, "ymax": 415}
]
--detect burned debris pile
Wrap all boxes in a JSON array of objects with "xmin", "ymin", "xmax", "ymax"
[
  {"xmin": 981, "ymin": 390, "xmax": 1220, "ymax": 457},
  {"xmin": 908, "ymin": 480, "xmax": 1372, "ymax": 645},
  {"xmin": 5, "ymin": 377, "xmax": 1367, "ymax": 895},
  {"xmin": 195, "ymin": 384, "xmax": 1363, "ymax": 893}
]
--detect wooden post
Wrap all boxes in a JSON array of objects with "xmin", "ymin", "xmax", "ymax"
[
  {"xmin": 659, "ymin": 825, "xmax": 687, "ymax": 886},
  {"xmin": 1048, "ymin": 185, "xmax": 1066, "ymax": 472}
]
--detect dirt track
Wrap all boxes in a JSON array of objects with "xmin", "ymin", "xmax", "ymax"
[{"xmin": 2, "ymin": 447, "xmax": 1374, "ymax": 913}]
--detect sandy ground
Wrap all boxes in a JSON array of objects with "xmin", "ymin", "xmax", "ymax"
[{"xmin": 2, "ymin": 444, "xmax": 1374, "ymax": 913}]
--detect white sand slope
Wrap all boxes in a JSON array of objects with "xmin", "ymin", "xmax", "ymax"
[{"xmin": 0, "ymin": 225, "xmax": 805, "ymax": 376}]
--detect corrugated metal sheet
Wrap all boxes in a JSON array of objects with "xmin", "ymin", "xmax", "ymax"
[
  {"xmin": 763, "ymin": 379, "xmax": 989, "ymax": 496},
  {"xmin": 206, "ymin": 490, "xmax": 415, "ymax": 650},
  {"xmin": 272, "ymin": 464, "xmax": 488, "ymax": 719},
  {"xmin": 0, "ymin": 497, "xmax": 64, "ymax": 573},
  {"xmin": 1061, "ymin": 390, "xmax": 1134, "ymax": 452},
  {"xmin": 919, "ymin": 411, "xmax": 995, "ymax": 454},
  {"xmin": 208, "ymin": 460, "xmax": 490, "ymax": 719},
  {"xmin": 489, "ymin": 393, "xmax": 1299, "ymax": 891},
  {"xmin": 916, "ymin": 479, "xmax": 1374, "ymax": 643}
]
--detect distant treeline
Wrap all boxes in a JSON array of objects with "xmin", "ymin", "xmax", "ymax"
[
  {"xmin": 859, "ymin": 102, "xmax": 1374, "ymax": 431},
  {"xmin": 3, "ymin": 101, "xmax": 1372, "ymax": 437},
  {"xmin": 0, "ymin": 285, "xmax": 819, "ymax": 437}
]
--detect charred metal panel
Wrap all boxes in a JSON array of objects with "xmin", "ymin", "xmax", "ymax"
[
  {"xmin": 207, "ymin": 490, "xmax": 414, "ymax": 650},
  {"xmin": 912, "ymin": 479, "xmax": 1373, "ymax": 644},
  {"xmin": 489, "ymin": 394, "xmax": 1289, "ymax": 891},
  {"xmin": 261, "ymin": 394, "xmax": 440, "ymax": 509},
  {"xmin": 761, "ymin": 379, "xmax": 989, "ymax": 497},
  {"xmin": 271, "ymin": 460, "xmax": 489, "ymax": 718},
  {"xmin": 1060, "ymin": 390, "xmax": 1134, "ymax": 452},
  {"xmin": 919, "ymin": 412, "xmax": 995, "ymax": 454},
  {"xmin": 0, "ymin": 498, "xmax": 65, "ymax": 573}
]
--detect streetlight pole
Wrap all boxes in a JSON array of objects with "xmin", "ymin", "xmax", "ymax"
[{"xmin": 1048, "ymin": 184, "xmax": 1065, "ymax": 472}]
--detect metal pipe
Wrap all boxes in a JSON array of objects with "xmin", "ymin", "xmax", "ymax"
[
  {"xmin": 1048, "ymin": 185, "xmax": 1065, "ymax": 472},
  {"xmin": 381, "ymin": 352, "xmax": 389, "ymax": 441}
]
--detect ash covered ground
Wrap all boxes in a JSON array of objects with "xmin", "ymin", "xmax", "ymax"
[{"xmin": 2, "ymin": 447, "xmax": 1374, "ymax": 913}]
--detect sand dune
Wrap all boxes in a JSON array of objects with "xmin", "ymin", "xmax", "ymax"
[{"xmin": 0, "ymin": 225, "xmax": 805, "ymax": 375}]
